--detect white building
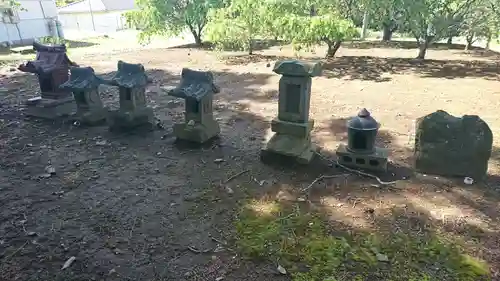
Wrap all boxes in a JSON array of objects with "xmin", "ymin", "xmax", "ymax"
[
  {"xmin": 57, "ymin": 0, "xmax": 135, "ymax": 34},
  {"xmin": 0, "ymin": 0, "xmax": 58, "ymax": 46}
]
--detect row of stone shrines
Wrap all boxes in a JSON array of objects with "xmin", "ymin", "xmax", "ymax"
[{"xmin": 18, "ymin": 42, "xmax": 493, "ymax": 180}]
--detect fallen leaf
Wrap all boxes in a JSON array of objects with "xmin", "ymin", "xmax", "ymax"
[
  {"xmin": 61, "ymin": 256, "xmax": 76, "ymax": 270},
  {"xmin": 277, "ymin": 264, "xmax": 287, "ymax": 275},
  {"xmin": 376, "ymin": 253, "xmax": 389, "ymax": 262}
]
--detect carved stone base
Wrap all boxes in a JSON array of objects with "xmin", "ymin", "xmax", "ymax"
[
  {"xmin": 261, "ymin": 133, "xmax": 316, "ymax": 164},
  {"xmin": 173, "ymin": 119, "xmax": 220, "ymax": 144},
  {"xmin": 24, "ymin": 97, "xmax": 76, "ymax": 119},
  {"xmin": 336, "ymin": 143, "xmax": 389, "ymax": 172},
  {"xmin": 107, "ymin": 107, "xmax": 154, "ymax": 132},
  {"xmin": 75, "ymin": 109, "xmax": 108, "ymax": 126}
]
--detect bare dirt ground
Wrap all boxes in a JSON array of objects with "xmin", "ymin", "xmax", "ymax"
[{"xmin": 0, "ymin": 39, "xmax": 500, "ymax": 280}]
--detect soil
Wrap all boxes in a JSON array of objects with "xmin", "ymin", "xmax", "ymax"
[{"xmin": 1, "ymin": 40, "xmax": 500, "ymax": 280}]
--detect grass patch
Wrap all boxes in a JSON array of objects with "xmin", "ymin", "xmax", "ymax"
[{"xmin": 235, "ymin": 200, "xmax": 491, "ymax": 281}]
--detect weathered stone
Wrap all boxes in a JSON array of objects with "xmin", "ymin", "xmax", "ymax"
[
  {"xmin": 107, "ymin": 61, "xmax": 154, "ymax": 132},
  {"xmin": 18, "ymin": 42, "xmax": 77, "ymax": 119},
  {"xmin": 335, "ymin": 108, "xmax": 388, "ymax": 172},
  {"xmin": 168, "ymin": 68, "xmax": 220, "ymax": 144},
  {"xmin": 60, "ymin": 66, "xmax": 107, "ymax": 125},
  {"xmin": 414, "ymin": 110, "xmax": 493, "ymax": 179},
  {"xmin": 261, "ymin": 60, "xmax": 321, "ymax": 165}
]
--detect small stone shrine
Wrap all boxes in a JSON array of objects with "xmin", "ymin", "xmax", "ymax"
[
  {"xmin": 168, "ymin": 68, "xmax": 220, "ymax": 143},
  {"xmin": 336, "ymin": 109, "xmax": 389, "ymax": 171},
  {"xmin": 107, "ymin": 61, "xmax": 154, "ymax": 131},
  {"xmin": 261, "ymin": 60, "xmax": 321, "ymax": 164},
  {"xmin": 59, "ymin": 66, "xmax": 106, "ymax": 125},
  {"xmin": 18, "ymin": 41, "xmax": 77, "ymax": 118},
  {"xmin": 414, "ymin": 110, "xmax": 493, "ymax": 179}
]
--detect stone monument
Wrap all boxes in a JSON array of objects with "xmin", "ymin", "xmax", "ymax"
[
  {"xmin": 59, "ymin": 66, "xmax": 106, "ymax": 125},
  {"xmin": 336, "ymin": 108, "xmax": 389, "ymax": 171},
  {"xmin": 18, "ymin": 41, "xmax": 78, "ymax": 119},
  {"xmin": 106, "ymin": 61, "xmax": 154, "ymax": 132},
  {"xmin": 168, "ymin": 68, "xmax": 220, "ymax": 143},
  {"xmin": 261, "ymin": 60, "xmax": 321, "ymax": 164},
  {"xmin": 414, "ymin": 110, "xmax": 493, "ymax": 179}
]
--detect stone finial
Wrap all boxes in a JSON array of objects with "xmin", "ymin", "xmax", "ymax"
[
  {"xmin": 169, "ymin": 68, "xmax": 219, "ymax": 101},
  {"xmin": 110, "ymin": 61, "xmax": 148, "ymax": 88},
  {"xmin": 273, "ymin": 60, "xmax": 322, "ymax": 77}
]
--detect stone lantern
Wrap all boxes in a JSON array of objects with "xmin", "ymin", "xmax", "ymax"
[
  {"xmin": 107, "ymin": 61, "xmax": 154, "ymax": 131},
  {"xmin": 168, "ymin": 68, "xmax": 220, "ymax": 143},
  {"xmin": 59, "ymin": 66, "xmax": 106, "ymax": 125},
  {"xmin": 261, "ymin": 60, "xmax": 322, "ymax": 164},
  {"xmin": 18, "ymin": 41, "xmax": 78, "ymax": 119},
  {"xmin": 336, "ymin": 108, "xmax": 389, "ymax": 171}
]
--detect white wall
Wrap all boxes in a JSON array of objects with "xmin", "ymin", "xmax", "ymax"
[
  {"xmin": 58, "ymin": 11, "xmax": 128, "ymax": 34},
  {"xmin": 0, "ymin": 0, "xmax": 56, "ymax": 45}
]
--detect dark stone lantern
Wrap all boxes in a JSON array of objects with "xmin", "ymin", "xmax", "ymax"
[
  {"xmin": 59, "ymin": 66, "xmax": 107, "ymax": 125},
  {"xmin": 336, "ymin": 108, "xmax": 389, "ymax": 171},
  {"xmin": 168, "ymin": 68, "xmax": 221, "ymax": 143},
  {"xmin": 18, "ymin": 41, "xmax": 78, "ymax": 118},
  {"xmin": 347, "ymin": 108, "xmax": 379, "ymax": 154},
  {"xmin": 107, "ymin": 61, "xmax": 154, "ymax": 132}
]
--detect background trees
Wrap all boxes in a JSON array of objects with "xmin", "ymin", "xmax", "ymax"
[{"xmin": 127, "ymin": 0, "xmax": 500, "ymax": 59}]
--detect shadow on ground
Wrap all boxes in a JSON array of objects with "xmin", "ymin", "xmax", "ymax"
[
  {"xmin": 168, "ymin": 39, "xmax": 288, "ymax": 53},
  {"xmin": 322, "ymin": 56, "xmax": 500, "ymax": 82},
  {"xmin": 343, "ymin": 40, "xmax": 489, "ymax": 51}
]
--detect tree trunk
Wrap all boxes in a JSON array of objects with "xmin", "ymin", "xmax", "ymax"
[
  {"xmin": 382, "ymin": 23, "xmax": 394, "ymax": 41},
  {"xmin": 416, "ymin": 36, "xmax": 431, "ymax": 60},
  {"xmin": 361, "ymin": 11, "xmax": 369, "ymax": 40},
  {"xmin": 486, "ymin": 33, "xmax": 492, "ymax": 50},
  {"xmin": 447, "ymin": 36, "xmax": 453, "ymax": 45},
  {"xmin": 188, "ymin": 26, "xmax": 203, "ymax": 47},
  {"xmin": 326, "ymin": 41, "xmax": 342, "ymax": 58},
  {"xmin": 465, "ymin": 33, "xmax": 474, "ymax": 50},
  {"xmin": 248, "ymin": 39, "xmax": 253, "ymax": 55}
]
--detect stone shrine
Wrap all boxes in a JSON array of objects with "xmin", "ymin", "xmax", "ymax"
[
  {"xmin": 414, "ymin": 110, "xmax": 492, "ymax": 179},
  {"xmin": 107, "ymin": 61, "xmax": 154, "ymax": 132},
  {"xmin": 261, "ymin": 60, "xmax": 321, "ymax": 164},
  {"xmin": 18, "ymin": 42, "xmax": 77, "ymax": 119},
  {"xmin": 336, "ymin": 109, "xmax": 389, "ymax": 171},
  {"xmin": 59, "ymin": 66, "xmax": 107, "ymax": 125},
  {"xmin": 168, "ymin": 68, "xmax": 220, "ymax": 143}
]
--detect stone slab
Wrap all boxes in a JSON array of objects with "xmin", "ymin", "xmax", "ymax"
[
  {"xmin": 261, "ymin": 133, "xmax": 316, "ymax": 164},
  {"xmin": 336, "ymin": 143, "xmax": 389, "ymax": 172},
  {"xmin": 173, "ymin": 119, "xmax": 220, "ymax": 144},
  {"xmin": 24, "ymin": 97, "xmax": 76, "ymax": 119},
  {"xmin": 271, "ymin": 118, "xmax": 314, "ymax": 138},
  {"xmin": 107, "ymin": 107, "xmax": 154, "ymax": 132}
]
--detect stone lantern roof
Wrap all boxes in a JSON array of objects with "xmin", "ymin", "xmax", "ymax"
[
  {"xmin": 60, "ymin": 66, "xmax": 105, "ymax": 90},
  {"xmin": 168, "ymin": 68, "xmax": 220, "ymax": 101},
  {"xmin": 272, "ymin": 60, "xmax": 322, "ymax": 77},
  {"xmin": 110, "ymin": 61, "xmax": 148, "ymax": 88}
]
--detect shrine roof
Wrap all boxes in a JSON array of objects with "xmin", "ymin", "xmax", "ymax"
[
  {"xmin": 109, "ymin": 61, "xmax": 148, "ymax": 88},
  {"xmin": 168, "ymin": 68, "xmax": 220, "ymax": 101},
  {"xmin": 60, "ymin": 66, "xmax": 105, "ymax": 90},
  {"xmin": 18, "ymin": 42, "xmax": 76, "ymax": 74}
]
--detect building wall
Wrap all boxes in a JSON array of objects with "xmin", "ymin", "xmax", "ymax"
[
  {"xmin": 58, "ymin": 11, "xmax": 129, "ymax": 33},
  {"xmin": 0, "ymin": 0, "xmax": 57, "ymax": 46}
]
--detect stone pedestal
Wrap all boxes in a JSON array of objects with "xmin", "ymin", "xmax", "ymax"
[
  {"xmin": 25, "ymin": 96, "xmax": 76, "ymax": 119},
  {"xmin": 173, "ymin": 118, "xmax": 220, "ymax": 144},
  {"xmin": 261, "ymin": 60, "xmax": 321, "ymax": 165},
  {"xmin": 107, "ymin": 107, "xmax": 154, "ymax": 132},
  {"xmin": 262, "ymin": 118, "xmax": 316, "ymax": 164},
  {"xmin": 336, "ymin": 144, "xmax": 388, "ymax": 172}
]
